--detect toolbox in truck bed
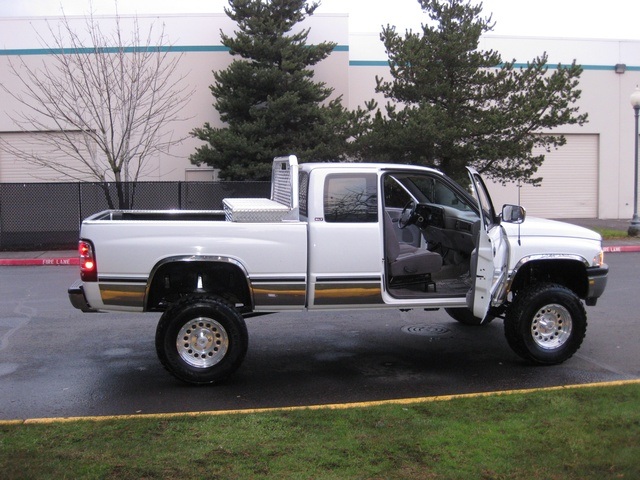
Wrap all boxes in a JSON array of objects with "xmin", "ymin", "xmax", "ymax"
[{"xmin": 223, "ymin": 197, "xmax": 291, "ymax": 222}]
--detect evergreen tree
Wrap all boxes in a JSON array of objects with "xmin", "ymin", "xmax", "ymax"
[
  {"xmin": 353, "ymin": 0, "xmax": 588, "ymax": 186},
  {"xmin": 190, "ymin": 0, "xmax": 351, "ymax": 180}
]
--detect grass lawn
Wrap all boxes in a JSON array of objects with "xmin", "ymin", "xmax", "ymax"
[
  {"xmin": 1, "ymin": 382, "xmax": 639, "ymax": 479},
  {"xmin": 596, "ymin": 227, "xmax": 632, "ymax": 240}
]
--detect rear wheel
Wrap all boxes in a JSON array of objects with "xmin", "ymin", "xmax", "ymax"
[
  {"xmin": 155, "ymin": 295, "xmax": 248, "ymax": 384},
  {"xmin": 504, "ymin": 283, "xmax": 586, "ymax": 365}
]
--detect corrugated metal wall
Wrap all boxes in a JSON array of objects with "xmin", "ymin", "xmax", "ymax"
[
  {"xmin": 0, "ymin": 131, "xmax": 96, "ymax": 183},
  {"xmin": 519, "ymin": 134, "xmax": 599, "ymax": 218}
]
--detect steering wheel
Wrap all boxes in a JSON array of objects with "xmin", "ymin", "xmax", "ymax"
[{"xmin": 398, "ymin": 200, "xmax": 418, "ymax": 229}]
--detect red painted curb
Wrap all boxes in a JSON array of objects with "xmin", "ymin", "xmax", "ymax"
[
  {"xmin": 0, "ymin": 258, "xmax": 79, "ymax": 266},
  {"xmin": 603, "ymin": 245, "xmax": 640, "ymax": 253}
]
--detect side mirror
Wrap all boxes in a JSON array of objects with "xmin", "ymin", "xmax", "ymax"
[{"xmin": 501, "ymin": 204, "xmax": 526, "ymax": 224}]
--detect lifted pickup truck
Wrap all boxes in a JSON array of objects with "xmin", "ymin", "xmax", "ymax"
[{"xmin": 69, "ymin": 155, "xmax": 608, "ymax": 384}]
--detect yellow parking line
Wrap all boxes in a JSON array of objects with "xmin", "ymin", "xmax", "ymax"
[{"xmin": 2, "ymin": 379, "xmax": 639, "ymax": 426}]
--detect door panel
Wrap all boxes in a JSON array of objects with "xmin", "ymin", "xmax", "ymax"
[
  {"xmin": 308, "ymin": 171, "xmax": 383, "ymax": 308},
  {"xmin": 467, "ymin": 168, "xmax": 510, "ymax": 321}
]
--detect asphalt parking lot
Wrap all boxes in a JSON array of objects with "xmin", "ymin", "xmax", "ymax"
[{"xmin": 0, "ymin": 251, "xmax": 638, "ymax": 421}]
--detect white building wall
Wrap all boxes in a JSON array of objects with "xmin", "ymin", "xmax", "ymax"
[
  {"xmin": 477, "ymin": 35, "xmax": 640, "ymax": 219},
  {"xmin": 1, "ymin": 12, "xmax": 639, "ymax": 219},
  {"xmin": 0, "ymin": 13, "xmax": 349, "ymax": 183},
  {"xmin": 349, "ymin": 32, "xmax": 640, "ymax": 219}
]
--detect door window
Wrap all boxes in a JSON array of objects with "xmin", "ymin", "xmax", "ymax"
[{"xmin": 469, "ymin": 171, "xmax": 497, "ymax": 229}]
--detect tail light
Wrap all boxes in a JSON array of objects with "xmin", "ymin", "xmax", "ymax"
[{"xmin": 79, "ymin": 240, "xmax": 98, "ymax": 282}]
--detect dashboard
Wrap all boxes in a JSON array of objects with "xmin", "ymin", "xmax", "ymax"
[{"xmin": 415, "ymin": 203, "xmax": 480, "ymax": 254}]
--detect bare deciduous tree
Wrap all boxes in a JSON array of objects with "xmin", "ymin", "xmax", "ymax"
[{"xmin": 0, "ymin": 8, "xmax": 192, "ymax": 208}]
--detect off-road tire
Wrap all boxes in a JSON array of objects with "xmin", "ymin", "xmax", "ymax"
[
  {"xmin": 504, "ymin": 283, "xmax": 586, "ymax": 365},
  {"xmin": 155, "ymin": 295, "xmax": 248, "ymax": 385}
]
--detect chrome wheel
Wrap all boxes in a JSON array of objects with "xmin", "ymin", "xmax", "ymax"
[
  {"xmin": 504, "ymin": 283, "xmax": 586, "ymax": 365},
  {"xmin": 157, "ymin": 295, "xmax": 248, "ymax": 384},
  {"xmin": 177, "ymin": 317, "xmax": 229, "ymax": 368},
  {"xmin": 530, "ymin": 303, "xmax": 572, "ymax": 349}
]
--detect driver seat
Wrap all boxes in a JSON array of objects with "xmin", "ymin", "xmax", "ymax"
[{"xmin": 384, "ymin": 213, "xmax": 442, "ymax": 289}]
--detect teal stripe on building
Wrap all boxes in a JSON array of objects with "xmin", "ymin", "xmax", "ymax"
[
  {"xmin": 0, "ymin": 44, "xmax": 350, "ymax": 56},
  {"xmin": 0, "ymin": 44, "xmax": 634, "ymax": 71},
  {"xmin": 348, "ymin": 60, "xmax": 640, "ymax": 71}
]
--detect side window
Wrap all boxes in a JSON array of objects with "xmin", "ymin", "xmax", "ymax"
[
  {"xmin": 470, "ymin": 172, "xmax": 497, "ymax": 228},
  {"xmin": 324, "ymin": 173, "xmax": 378, "ymax": 223}
]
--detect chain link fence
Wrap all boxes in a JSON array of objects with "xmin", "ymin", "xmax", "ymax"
[{"xmin": 0, "ymin": 181, "xmax": 270, "ymax": 250}]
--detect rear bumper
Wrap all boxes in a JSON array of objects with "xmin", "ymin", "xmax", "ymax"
[
  {"xmin": 585, "ymin": 264, "xmax": 608, "ymax": 306},
  {"xmin": 68, "ymin": 280, "xmax": 99, "ymax": 312}
]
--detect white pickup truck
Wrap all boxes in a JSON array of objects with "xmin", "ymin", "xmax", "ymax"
[{"xmin": 69, "ymin": 155, "xmax": 608, "ymax": 384}]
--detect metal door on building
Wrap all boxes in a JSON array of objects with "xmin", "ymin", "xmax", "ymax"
[{"xmin": 520, "ymin": 134, "xmax": 599, "ymax": 218}]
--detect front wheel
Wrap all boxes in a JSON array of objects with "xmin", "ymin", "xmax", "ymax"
[
  {"xmin": 504, "ymin": 283, "xmax": 587, "ymax": 365},
  {"xmin": 155, "ymin": 295, "xmax": 248, "ymax": 385}
]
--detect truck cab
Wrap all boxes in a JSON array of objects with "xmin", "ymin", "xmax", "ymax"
[{"xmin": 303, "ymin": 162, "xmax": 508, "ymax": 322}]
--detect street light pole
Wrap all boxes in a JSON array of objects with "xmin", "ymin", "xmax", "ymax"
[{"xmin": 629, "ymin": 87, "xmax": 640, "ymax": 237}]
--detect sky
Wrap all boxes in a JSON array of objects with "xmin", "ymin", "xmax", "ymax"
[{"xmin": 0, "ymin": 0, "xmax": 639, "ymax": 41}]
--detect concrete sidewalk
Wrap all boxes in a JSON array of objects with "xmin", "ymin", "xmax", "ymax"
[{"xmin": 0, "ymin": 218, "xmax": 639, "ymax": 266}]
